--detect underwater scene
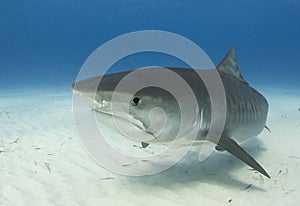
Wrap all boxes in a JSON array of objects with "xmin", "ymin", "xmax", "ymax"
[{"xmin": 0, "ymin": 1, "xmax": 299, "ymax": 205}]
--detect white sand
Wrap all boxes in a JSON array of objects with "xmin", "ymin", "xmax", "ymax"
[{"xmin": 0, "ymin": 88, "xmax": 299, "ymax": 206}]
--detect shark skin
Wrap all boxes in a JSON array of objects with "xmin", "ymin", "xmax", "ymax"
[{"xmin": 72, "ymin": 48, "xmax": 270, "ymax": 178}]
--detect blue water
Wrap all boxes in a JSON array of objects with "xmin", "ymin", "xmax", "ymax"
[
  {"xmin": 0, "ymin": 0, "xmax": 299, "ymax": 89},
  {"xmin": 1, "ymin": 1, "xmax": 300, "ymax": 205}
]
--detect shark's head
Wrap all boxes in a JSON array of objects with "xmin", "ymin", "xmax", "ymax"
[{"xmin": 72, "ymin": 70, "xmax": 186, "ymax": 144}]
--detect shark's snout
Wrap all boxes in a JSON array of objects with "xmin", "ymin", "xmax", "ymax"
[
  {"xmin": 72, "ymin": 76, "xmax": 104, "ymax": 95},
  {"xmin": 72, "ymin": 82, "xmax": 82, "ymax": 97}
]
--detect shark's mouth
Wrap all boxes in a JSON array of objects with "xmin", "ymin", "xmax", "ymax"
[
  {"xmin": 73, "ymin": 91, "xmax": 156, "ymax": 142},
  {"xmin": 93, "ymin": 109, "xmax": 156, "ymax": 143}
]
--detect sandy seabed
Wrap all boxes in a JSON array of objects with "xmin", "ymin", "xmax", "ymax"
[{"xmin": 0, "ymin": 88, "xmax": 299, "ymax": 206}]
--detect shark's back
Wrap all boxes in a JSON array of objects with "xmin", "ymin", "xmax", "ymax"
[
  {"xmin": 216, "ymin": 48, "xmax": 268, "ymax": 142},
  {"xmin": 165, "ymin": 67, "xmax": 268, "ymax": 143},
  {"xmin": 220, "ymin": 71, "xmax": 268, "ymax": 142},
  {"xmin": 166, "ymin": 48, "xmax": 268, "ymax": 143}
]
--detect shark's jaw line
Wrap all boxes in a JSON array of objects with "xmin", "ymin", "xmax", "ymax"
[{"xmin": 93, "ymin": 103, "xmax": 148, "ymax": 132}]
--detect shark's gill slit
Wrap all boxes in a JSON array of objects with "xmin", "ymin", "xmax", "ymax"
[
  {"xmin": 199, "ymin": 108, "xmax": 204, "ymax": 130},
  {"xmin": 145, "ymin": 107, "xmax": 167, "ymax": 138}
]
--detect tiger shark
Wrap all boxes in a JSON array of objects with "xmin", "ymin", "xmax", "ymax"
[{"xmin": 72, "ymin": 48, "xmax": 270, "ymax": 178}]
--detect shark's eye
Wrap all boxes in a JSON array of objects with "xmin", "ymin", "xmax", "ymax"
[{"xmin": 132, "ymin": 97, "xmax": 140, "ymax": 106}]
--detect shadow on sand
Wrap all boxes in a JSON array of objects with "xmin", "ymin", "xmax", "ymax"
[{"xmin": 125, "ymin": 137, "xmax": 268, "ymax": 191}]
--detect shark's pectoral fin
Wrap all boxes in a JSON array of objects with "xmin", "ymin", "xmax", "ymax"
[
  {"xmin": 141, "ymin": 142, "xmax": 149, "ymax": 148},
  {"xmin": 217, "ymin": 137, "xmax": 270, "ymax": 178}
]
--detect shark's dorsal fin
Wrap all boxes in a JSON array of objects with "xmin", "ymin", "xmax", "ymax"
[{"xmin": 217, "ymin": 48, "xmax": 249, "ymax": 85}]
